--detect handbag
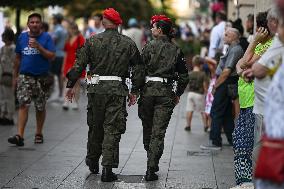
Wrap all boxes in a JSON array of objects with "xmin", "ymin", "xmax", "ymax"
[
  {"xmin": 0, "ymin": 72, "xmax": 13, "ymax": 87},
  {"xmin": 254, "ymin": 135, "xmax": 284, "ymax": 183}
]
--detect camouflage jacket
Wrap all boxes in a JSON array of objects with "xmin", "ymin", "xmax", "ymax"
[
  {"xmin": 66, "ymin": 28, "xmax": 145, "ymax": 96},
  {"xmin": 141, "ymin": 35, "xmax": 188, "ymax": 97}
]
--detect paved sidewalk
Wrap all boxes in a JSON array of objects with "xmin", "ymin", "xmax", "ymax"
[{"xmin": 0, "ymin": 94, "xmax": 235, "ymax": 189}]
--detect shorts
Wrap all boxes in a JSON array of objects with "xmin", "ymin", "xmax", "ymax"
[
  {"xmin": 50, "ymin": 57, "xmax": 64, "ymax": 76},
  {"xmin": 186, "ymin": 92, "xmax": 205, "ymax": 112},
  {"xmin": 16, "ymin": 75, "xmax": 49, "ymax": 111}
]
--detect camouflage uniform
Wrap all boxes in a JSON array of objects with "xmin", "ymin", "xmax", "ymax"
[
  {"xmin": 66, "ymin": 28, "xmax": 144, "ymax": 168},
  {"xmin": 138, "ymin": 36, "xmax": 188, "ymax": 170}
]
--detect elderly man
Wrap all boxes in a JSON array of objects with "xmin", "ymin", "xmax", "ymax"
[
  {"xmin": 201, "ymin": 28, "xmax": 244, "ymax": 150},
  {"xmin": 65, "ymin": 8, "xmax": 144, "ymax": 182}
]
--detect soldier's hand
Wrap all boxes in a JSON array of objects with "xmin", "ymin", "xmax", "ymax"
[
  {"xmin": 174, "ymin": 96, "xmax": 180, "ymax": 105},
  {"xmin": 128, "ymin": 94, "xmax": 137, "ymax": 106},
  {"xmin": 65, "ymin": 88, "xmax": 75, "ymax": 102}
]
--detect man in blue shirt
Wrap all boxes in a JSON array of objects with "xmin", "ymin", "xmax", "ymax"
[
  {"xmin": 50, "ymin": 13, "xmax": 67, "ymax": 100},
  {"xmin": 8, "ymin": 13, "xmax": 55, "ymax": 146}
]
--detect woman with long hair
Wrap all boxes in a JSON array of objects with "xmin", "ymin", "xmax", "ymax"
[{"xmin": 62, "ymin": 22, "xmax": 85, "ymax": 110}]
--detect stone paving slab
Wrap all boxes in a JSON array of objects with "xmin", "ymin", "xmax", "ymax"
[{"xmin": 0, "ymin": 94, "xmax": 235, "ymax": 189}]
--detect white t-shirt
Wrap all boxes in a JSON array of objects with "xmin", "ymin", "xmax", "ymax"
[
  {"xmin": 123, "ymin": 28, "xmax": 143, "ymax": 53},
  {"xmin": 264, "ymin": 57, "xmax": 284, "ymax": 139},
  {"xmin": 208, "ymin": 21, "xmax": 226, "ymax": 58},
  {"xmin": 253, "ymin": 36, "xmax": 284, "ymax": 115}
]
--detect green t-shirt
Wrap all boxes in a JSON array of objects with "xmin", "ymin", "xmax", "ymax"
[
  {"xmin": 188, "ymin": 71, "xmax": 208, "ymax": 94},
  {"xmin": 238, "ymin": 77, "xmax": 254, "ymax": 108},
  {"xmin": 254, "ymin": 38, "xmax": 273, "ymax": 56}
]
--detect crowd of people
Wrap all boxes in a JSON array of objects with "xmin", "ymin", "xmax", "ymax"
[
  {"xmin": 183, "ymin": 2, "xmax": 284, "ymax": 189},
  {"xmin": 0, "ymin": 0, "xmax": 284, "ymax": 187}
]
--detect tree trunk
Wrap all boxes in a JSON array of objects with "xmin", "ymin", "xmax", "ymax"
[{"xmin": 15, "ymin": 8, "xmax": 21, "ymax": 39}]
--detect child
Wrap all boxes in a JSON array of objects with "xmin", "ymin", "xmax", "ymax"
[{"xmin": 185, "ymin": 55, "xmax": 209, "ymax": 131}]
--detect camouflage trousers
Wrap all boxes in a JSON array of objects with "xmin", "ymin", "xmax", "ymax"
[
  {"xmin": 138, "ymin": 95, "xmax": 175, "ymax": 169},
  {"xmin": 86, "ymin": 93, "xmax": 127, "ymax": 168}
]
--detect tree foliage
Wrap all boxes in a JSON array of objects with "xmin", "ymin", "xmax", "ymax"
[
  {"xmin": 0, "ymin": 0, "xmax": 70, "ymax": 9},
  {"xmin": 65, "ymin": 0, "xmax": 154, "ymax": 24}
]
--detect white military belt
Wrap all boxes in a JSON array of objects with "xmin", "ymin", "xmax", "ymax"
[
  {"xmin": 86, "ymin": 75, "xmax": 122, "ymax": 85},
  {"xmin": 145, "ymin": 76, "xmax": 168, "ymax": 83}
]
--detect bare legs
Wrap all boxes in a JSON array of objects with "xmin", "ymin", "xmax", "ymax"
[{"xmin": 17, "ymin": 105, "xmax": 46, "ymax": 138}]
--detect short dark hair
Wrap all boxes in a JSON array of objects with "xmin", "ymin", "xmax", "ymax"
[
  {"xmin": 53, "ymin": 13, "xmax": 64, "ymax": 23},
  {"xmin": 247, "ymin": 14, "xmax": 254, "ymax": 22},
  {"xmin": 2, "ymin": 27, "xmax": 14, "ymax": 42},
  {"xmin": 94, "ymin": 13, "xmax": 103, "ymax": 20},
  {"xmin": 216, "ymin": 11, "xmax": 227, "ymax": 21},
  {"xmin": 28, "ymin": 13, "xmax": 42, "ymax": 22},
  {"xmin": 256, "ymin": 11, "xmax": 269, "ymax": 29},
  {"xmin": 41, "ymin": 22, "xmax": 49, "ymax": 32},
  {"xmin": 233, "ymin": 18, "xmax": 244, "ymax": 35}
]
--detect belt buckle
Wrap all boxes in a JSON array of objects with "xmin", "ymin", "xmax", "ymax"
[{"xmin": 86, "ymin": 74, "xmax": 99, "ymax": 85}]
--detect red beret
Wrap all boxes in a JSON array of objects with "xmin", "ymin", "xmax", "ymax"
[
  {"xmin": 103, "ymin": 8, "xmax": 123, "ymax": 25},
  {"xmin": 151, "ymin": 15, "xmax": 171, "ymax": 26}
]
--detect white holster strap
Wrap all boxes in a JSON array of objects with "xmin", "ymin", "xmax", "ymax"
[
  {"xmin": 145, "ymin": 76, "xmax": 168, "ymax": 83},
  {"xmin": 86, "ymin": 75, "xmax": 122, "ymax": 85}
]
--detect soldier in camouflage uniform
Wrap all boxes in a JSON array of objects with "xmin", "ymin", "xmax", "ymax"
[
  {"xmin": 65, "ymin": 8, "xmax": 144, "ymax": 182},
  {"xmin": 138, "ymin": 15, "xmax": 189, "ymax": 181}
]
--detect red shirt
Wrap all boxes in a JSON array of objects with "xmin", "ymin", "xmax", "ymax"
[{"xmin": 63, "ymin": 34, "xmax": 86, "ymax": 78}]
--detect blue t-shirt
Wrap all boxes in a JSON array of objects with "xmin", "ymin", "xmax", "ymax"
[
  {"xmin": 15, "ymin": 32, "xmax": 55, "ymax": 75},
  {"xmin": 52, "ymin": 24, "xmax": 67, "ymax": 57}
]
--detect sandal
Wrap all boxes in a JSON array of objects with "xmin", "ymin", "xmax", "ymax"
[
  {"xmin": 34, "ymin": 134, "xmax": 44, "ymax": 144},
  {"xmin": 8, "ymin": 134, "xmax": 24, "ymax": 146},
  {"xmin": 184, "ymin": 126, "xmax": 191, "ymax": 131}
]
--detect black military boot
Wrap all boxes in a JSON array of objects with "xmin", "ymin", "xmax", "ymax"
[
  {"xmin": 85, "ymin": 158, "xmax": 99, "ymax": 174},
  {"xmin": 145, "ymin": 168, "xmax": 158, "ymax": 181},
  {"xmin": 101, "ymin": 167, "xmax": 118, "ymax": 182}
]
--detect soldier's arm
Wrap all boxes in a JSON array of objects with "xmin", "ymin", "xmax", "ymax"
[
  {"xmin": 66, "ymin": 40, "xmax": 90, "ymax": 88},
  {"xmin": 130, "ymin": 43, "xmax": 145, "ymax": 95},
  {"xmin": 175, "ymin": 50, "xmax": 189, "ymax": 97}
]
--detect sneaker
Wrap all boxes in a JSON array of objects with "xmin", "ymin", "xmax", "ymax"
[
  {"xmin": 204, "ymin": 126, "xmax": 209, "ymax": 132},
  {"xmin": 62, "ymin": 101, "xmax": 69, "ymax": 111},
  {"xmin": 230, "ymin": 182, "xmax": 254, "ymax": 189},
  {"xmin": 70, "ymin": 102, "xmax": 79, "ymax": 110},
  {"xmin": 200, "ymin": 143, "xmax": 222, "ymax": 150}
]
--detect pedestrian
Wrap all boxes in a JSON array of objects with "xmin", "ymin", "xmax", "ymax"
[
  {"xmin": 62, "ymin": 22, "xmax": 85, "ymax": 110},
  {"xmin": 254, "ymin": 6, "xmax": 284, "ymax": 188},
  {"xmin": 7, "ymin": 13, "xmax": 55, "ymax": 146},
  {"xmin": 231, "ymin": 11, "xmax": 273, "ymax": 189},
  {"xmin": 123, "ymin": 18, "xmax": 144, "ymax": 53},
  {"xmin": 65, "ymin": 8, "xmax": 144, "ymax": 182},
  {"xmin": 0, "ymin": 28, "xmax": 16, "ymax": 125},
  {"xmin": 138, "ymin": 15, "xmax": 188, "ymax": 181},
  {"xmin": 203, "ymin": 53, "xmax": 222, "ymax": 132},
  {"xmin": 50, "ymin": 13, "xmax": 67, "ymax": 101},
  {"xmin": 92, "ymin": 14, "xmax": 105, "ymax": 35},
  {"xmin": 200, "ymin": 27, "xmax": 244, "ymax": 150},
  {"xmin": 185, "ymin": 55, "xmax": 209, "ymax": 132},
  {"xmin": 208, "ymin": 11, "xmax": 227, "ymax": 58},
  {"xmin": 251, "ymin": 7, "xmax": 282, "ymax": 164}
]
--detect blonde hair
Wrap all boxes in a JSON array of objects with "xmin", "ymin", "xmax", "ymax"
[{"xmin": 192, "ymin": 55, "xmax": 203, "ymax": 66}]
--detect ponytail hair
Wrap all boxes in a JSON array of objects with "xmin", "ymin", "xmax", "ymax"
[{"xmin": 156, "ymin": 20, "xmax": 174, "ymax": 39}]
